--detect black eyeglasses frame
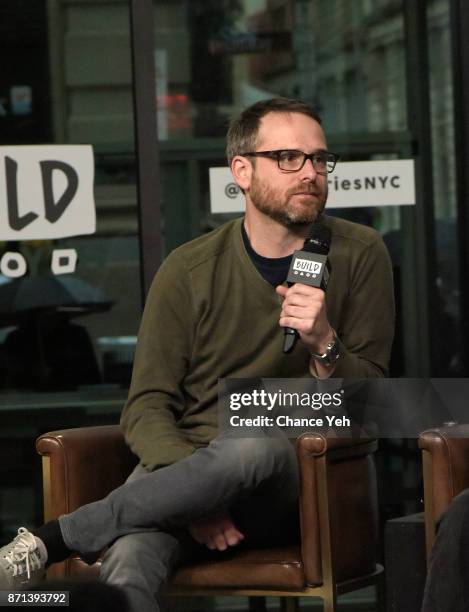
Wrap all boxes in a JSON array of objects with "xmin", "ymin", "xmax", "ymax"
[{"xmin": 240, "ymin": 149, "xmax": 339, "ymax": 175}]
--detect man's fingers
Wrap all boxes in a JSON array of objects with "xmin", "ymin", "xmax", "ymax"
[
  {"xmin": 275, "ymin": 285, "xmax": 288, "ymax": 297},
  {"xmin": 278, "ymin": 283, "xmax": 324, "ymax": 300},
  {"xmin": 282, "ymin": 303, "xmax": 321, "ymax": 320},
  {"xmin": 287, "ymin": 283, "xmax": 323, "ymax": 296},
  {"xmin": 188, "ymin": 512, "xmax": 245, "ymax": 551},
  {"xmin": 277, "ymin": 285, "xmax": 325, "ymax": 311},
  {"xmin": 279, "ymin": 316, "xmax": 313, "ymax": 333},
  {"xmin": 284, "ymin": 293, "xmax": 325, "ymax": 309},
  {"xmin": 213, "ymin": 532, "xmax": 229, "ymax": 551},
  {"xmin": 224, "ymin": 524, "xmax": 245, "ymax": 546},
  {"xmin": 205, "ymin": 536, "xmax": 217, "ymax": 550},
  {"xmin": 227, "ymin": 532, "xmax": 244, "ymax": 546}
]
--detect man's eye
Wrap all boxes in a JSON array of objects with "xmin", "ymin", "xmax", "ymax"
[
  {"xmin": 279, "ymin": 151, "xmax": 301, "ymax": 163},
  {"xmin": 314, "ymin": 154, "xmax": 327, "ymax": 165}
]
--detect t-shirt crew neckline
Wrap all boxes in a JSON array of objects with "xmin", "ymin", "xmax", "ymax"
[{"xmin": 237, "ymin": 218, "xmax": 292, "ymax": 288}]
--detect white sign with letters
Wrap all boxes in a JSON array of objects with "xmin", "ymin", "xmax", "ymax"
[
  {"xmin": 209, "ymin": 159, "xmax": 415, "ymax": 213},
  {"xmin": 0, "ymin": 145, "xmax": 96, "ymax": 240}
]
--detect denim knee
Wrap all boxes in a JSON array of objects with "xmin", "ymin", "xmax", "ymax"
[
  {"xmin": 100, "ymin": 531, "xmax": 182, "ymax": 612},
  {"xmin": 210, "ymin": 433, "xmax": 298, "ymax": 484}
]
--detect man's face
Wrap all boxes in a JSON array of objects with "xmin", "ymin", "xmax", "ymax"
[{"xmin": 246, "ymin": 112, "xmax": 329, "ymax": 227}]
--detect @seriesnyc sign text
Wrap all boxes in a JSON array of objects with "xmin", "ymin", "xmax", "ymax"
[
  {"xmin": 209, "ymin": 159, "xmax": 416, "ymax": 213},
  {"xmin": 0, "ymin": 145, "xmax": 96, "ymax": 241}
]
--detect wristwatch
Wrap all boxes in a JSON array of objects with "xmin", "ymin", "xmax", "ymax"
[{"xmin": 311, "ymin": 332, "xmax": 341, "ymax": 367}]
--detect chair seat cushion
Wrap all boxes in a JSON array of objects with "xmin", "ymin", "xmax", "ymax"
[
  {"xmin": 171, "ymin": 545, "xmax": 308, "ymax": 590},
  {"xmin": 66, "ymin": 545, "xmax": 311, "ymax": 591}
]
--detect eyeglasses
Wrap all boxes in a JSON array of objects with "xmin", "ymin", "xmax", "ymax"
[{"xmin": 240, "ymin": 149, "xmax": 339, "ymax": 174}]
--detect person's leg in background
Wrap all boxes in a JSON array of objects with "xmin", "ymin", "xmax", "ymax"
[{"xmin": 422, "ymin": 488, "xmax": 469, "ymax": 612}]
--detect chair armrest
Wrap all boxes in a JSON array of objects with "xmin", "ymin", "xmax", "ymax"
[
  {"xmin": 36, "ymin": 425, "xmax": 138, "ymax": 520},
  {"xmin": 419, "ymin": 424, "xmax": 469, "ymax": 555},
  {"xmin": 297, "ymin": 432, "xmax": 377, "ymax": 458},
  {"xmin": 296, "ymin": 433, "xmax": 378, "ymax": 586}
]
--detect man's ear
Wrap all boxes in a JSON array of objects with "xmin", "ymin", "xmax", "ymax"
[{"xmin": 231, "ymin": 155, "xmax": 252, "ymax": 192}]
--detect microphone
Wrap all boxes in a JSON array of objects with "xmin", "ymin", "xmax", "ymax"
[{"xmin": 283, "ymin": 222, "xmax": 332, "ymax": 353}]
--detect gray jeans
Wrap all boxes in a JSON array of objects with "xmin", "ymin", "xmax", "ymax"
[{"xmin": 58, "ymin": 431, "xmax": 299, "ymax": 612}]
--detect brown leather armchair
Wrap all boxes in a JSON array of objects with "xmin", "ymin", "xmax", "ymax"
[
  {"xmin": 419, "ymin": 424, "xmax": 469, "ymax": 559},
  {"xmin": 36, "ymin": 425, "xmax": 383, "ymax": 612}
]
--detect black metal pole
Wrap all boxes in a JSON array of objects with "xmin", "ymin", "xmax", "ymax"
[
  {"xmin": 403, "ymin": 0, "xmax": 438, "ymax": 375},
  {"xmin": 129, "ymin": 0, "xmax": 163, "ymax": 304},
  {"xmin": 450, "ymin": 0, "xmax": 469, "ymax": 374}
]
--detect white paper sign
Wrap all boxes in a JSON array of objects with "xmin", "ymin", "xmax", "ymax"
[
  {"xmin": 0, "ymin": 145, "xmax": 96, "ymax": 240},
  {"xmin": 210, "ymin": 159, "xmax": 415, "ymax": 213},
  {"xmin": 326, "ymin": 159, "xmax": 415, "ymax": 207}
]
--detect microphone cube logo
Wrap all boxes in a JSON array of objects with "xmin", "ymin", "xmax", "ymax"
[
  {"xmin": 293, "ymin": 258, "xmax": 323, "ymax": 275},
  {"xmin": 286, "ymin": 251, "xmax": 328, "ymax": 288}
]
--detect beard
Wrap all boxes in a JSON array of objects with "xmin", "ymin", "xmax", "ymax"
[{"xmin": 249, "ymin": 174, "xmax": 327, "ymax": 227}]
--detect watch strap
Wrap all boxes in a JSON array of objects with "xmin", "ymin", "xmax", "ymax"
[{"xmin": 311, "ymin": 331, "xmax": 341, "ymax": 366}]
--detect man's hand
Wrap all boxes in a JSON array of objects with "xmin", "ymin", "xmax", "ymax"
[
  {"xmin": 276, "ymin": 283, "xmax": 333, "ymax": 354},
  {"xmin": 188, "ymin": 511, "xmax": 245, "ymax": 551}
]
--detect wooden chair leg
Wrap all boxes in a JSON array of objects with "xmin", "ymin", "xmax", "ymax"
[{"xmin": 323, "ymin": 588, "xmax": 338, "ymax": 612}]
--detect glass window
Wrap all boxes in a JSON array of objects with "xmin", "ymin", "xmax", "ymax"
[
  {"xmin": 0, "ymin": 0, "xmax": 140, "ymax": 399},
  {"xmin": 0, "ymin": 0, "xmax": 140, "ymax": 537},
  {"xmin": 152, "ymin": 0, "xmax": 418, "ymax": 376},
  {"xmin": 152, "ymin": 0, "xmax": 461, "ymax": 378}
]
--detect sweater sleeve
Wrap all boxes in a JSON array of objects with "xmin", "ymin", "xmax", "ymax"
[
  {"xmin": 120, "ymin": 252, "xmax": 197, "ymax": 470},
  {"xmin": 329, "ymin": 235, "xmax": 395, "ymax": 377}
]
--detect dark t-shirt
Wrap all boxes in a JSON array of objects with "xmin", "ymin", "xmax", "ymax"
[{"xmin": 241, "ymin": 223, "xmax": 291, "ymax": 286}]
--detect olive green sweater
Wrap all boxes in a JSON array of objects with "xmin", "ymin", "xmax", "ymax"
[{"xmin": 121, "ymin": 216, "xmax": 394, "ymax": 469}]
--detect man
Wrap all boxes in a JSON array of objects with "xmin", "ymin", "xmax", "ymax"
[{"xmin": 0, "ymin": 98, "xmax": 394, "ymax": 611}]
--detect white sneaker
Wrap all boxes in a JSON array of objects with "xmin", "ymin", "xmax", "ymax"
[{"xmin": 0, "ymin": 528, "xmax": 46, "ymax": 589}]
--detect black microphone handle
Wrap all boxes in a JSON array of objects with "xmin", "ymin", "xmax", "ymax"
[
  {"xmin": 283, "ymin": 326, "xmax": 299, "ymax": 353},
  {"xmin": 283, "ymin": 282, "xmax": 299, "ymax": 353},
  {"xmin": 282, "ymin": 222, "xmax": 331, "ymax": 354}
]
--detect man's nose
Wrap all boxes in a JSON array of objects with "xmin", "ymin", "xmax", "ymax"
[{"xmin": 299, "ymin": 156, "xmax": 318, "ymax": 180}]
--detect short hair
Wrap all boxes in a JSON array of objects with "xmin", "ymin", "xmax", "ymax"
[{"xmin": 226, "ymin": 98, "xmax": 322, "ymax": 165}]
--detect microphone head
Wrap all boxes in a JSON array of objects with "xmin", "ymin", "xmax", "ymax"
[{"xmin": 303, "ymin": 222, "xmax": 331, "ymax": 255}]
